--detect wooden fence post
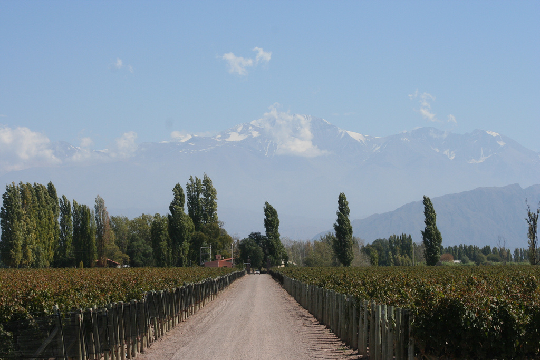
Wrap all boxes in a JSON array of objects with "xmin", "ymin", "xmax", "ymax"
[
  {"xmin": 52, "ymin": 305, "xmax": 66, "ymax": 360},
  {"xmin": 352, "ymin": 298, "xmax": 358, "ymax": 350},
  {"xmin": 348, "ymin": 295, "xmax": 354, "ymax": 347},
  {"xmin": 71, "ymin": 309, "xmax": 84, "ymax": 360},
  {"xmin": 370, "ymin": 301, "xmax": 375, "ymax": 359},
  {"xmin": 407, "ymin": 310, "xmax": 414, "ymax": 360},
  {"xmin": 92, "ymin": 306, "xmax": 101, "ymax": 359},
  {"xmin": 388, "ymin": 305, "xmax": 394, "ymax": 360},
  {"xmin": 381, "ymin": 305, "xmax": 387, "ymax": 360}
]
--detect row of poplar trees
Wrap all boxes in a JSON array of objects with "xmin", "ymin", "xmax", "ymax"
[
  {"xmin": 0, "ymin": 181, "xmax": 93, "ymax": 268},
  {"xmin": 0, "ymin": 174, "xmax": 229, "ymax": 268},
  {"xmin": 322, "ymin": 193, "xmax": 442, "ymax": 267}
]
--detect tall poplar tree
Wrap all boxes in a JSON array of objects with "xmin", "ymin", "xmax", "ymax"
[
  {"xmin": 526, "ymin": 200, "xmax": 539, "ymax": 265},
  {"xmin": 46, "ymin": 182, "xmax": 60, "ymax": 265},
  {"xmin": 20, "ymin": 182, "xmax": 37, "ymax": 267},
  {"xmin": 421, "ymin": 196, "xmax": 442, "ymax": 266},
  {"xmin": 95, "ymin": 195, "xmax": 114, "ymax": 265},
  {"xmin": 151, "ymin": 213, "xmax": 170, "ymax": 267},
  {"xmin": 186, "ymin": 176, "xmax": 203, "ymax": 231},
  {"xmin": 202, "ymin": 174, "xmax": 218, "ymax": 225},
  {"xmin": 57, "ymin": 195, "xmax": 73, "ymax": 266},
  {"xmin": 1, "ymin": 181, "xmax": 62, "ymax": 268},
  {"xmin": 263, "ymin": 201, "xmax": 287, "ymax": 267},
  {"xmin": 33, "ymin": 183, "xmax": 53, "ymax": 267},
  {"xmin": 333, "ymin": 192, "xmax": 354, "ymax": 267},
  {"xmin": 168, "ymin": 183, "xmax": 194, "ymax": 267},
  {"xmin": 0, "ymin": 183, "xmax": 23, "ymax": 267},
  {"xmin": 73, "ymin": 201, "xmax": 96, "ymax": 267}
]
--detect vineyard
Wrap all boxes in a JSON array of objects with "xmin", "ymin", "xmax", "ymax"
[
  {"xmin": 0, "ymin": 267, "xmax": 236, "ymax": 323},
  {"xmin": 275, "ymin": 266, "xmax": 540, "ymax": 358}
]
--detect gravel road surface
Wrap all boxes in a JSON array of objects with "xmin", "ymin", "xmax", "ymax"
[{"xmin": 136, "ymin": 273, "xmax": 359, "ymax": 360}]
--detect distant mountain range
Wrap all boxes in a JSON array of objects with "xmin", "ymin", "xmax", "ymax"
[
  {"xmin": 1, "ymin": 113, "xmax": 539, "ymax": 243},
  {"xmin": 343, "ymin": 183, "xmax": 540, "ymax": 249}
]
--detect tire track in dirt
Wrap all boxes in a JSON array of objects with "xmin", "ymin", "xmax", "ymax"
[{"xmin": 136, "ymin": 274, "xmax": 359, "ymax": 360}]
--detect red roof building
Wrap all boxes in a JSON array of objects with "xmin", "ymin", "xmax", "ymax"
[{"xmin": 204, "ymin": 254, "xmax": 234, "ymax": 268}]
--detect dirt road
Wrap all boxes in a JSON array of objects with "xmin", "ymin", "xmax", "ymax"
[{"xmin": 136, "ymin": 273, "xmax": 358, "ymax": 360}]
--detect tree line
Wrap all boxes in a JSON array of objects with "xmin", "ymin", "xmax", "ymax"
[
  {"xmin": 236, "ymin": 202, "xmax": 288, "ymax": 270},
  {"xmin": 0, "ymin": 174, "xmax": 234, "ymax": 268},
  {"xmin": 283, "ymin": 194, "xmax": 540, "ymax": 267},
  {"xmin": 235, "ymin": 194, "xmax": 357, "ymax": 270},
  {"xmin": 2, "ymin": 180, "xmax": 538, "ymax": 268}
]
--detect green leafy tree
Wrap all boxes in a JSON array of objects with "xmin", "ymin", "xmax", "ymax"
[
  {"xmin": 186, "ymin": 174, "xmax": 229, "ymax": 264},
  {"xmin": 125, "ymin": 214, "xmax": 154, "ymax": 267},
  {"xmin": 94, "ymin": 195, "xmax": 109, "ymax": 265},
  {"xmin": 46, "ymin": 182, "xmax": 60, "ymax": 266},
  {"xmin": 0, "ymin": 183, "xmax": 23, "ymax": 267},
  {"xmin": 388, "ymin": 234, "xmax": 413, "ymax": 266},
  {"xmin": 304, "ymin": 234, "xmax": 338, "ymax": 267},
  {"xmin": 526, "ymin": 200, "xmax": 539, "ymax": 265},
  {"xmin": 239, "ymin": 233, "xmax": 264, "ymax": 269},
  {"xmin": 110, "ymin": 215, "xmax": 130, "ymax": 254},
  {"xmin": 263, "ymin": 201, "xmax": 287, "ymax": 267},
  {"xmin": 1, "ymin": 181, "xmax": 62, "ymax": 268},
  {"xmin": 333, "ymin": 192, "xmax": 354, "ymax": 266},
  {"xmin": 186, "ymin": 176, "xmax": 203, "ymax": 231},
  {"xmin": 93, "ymin": 196, "xmax": 126, "ymax": 266},
  {"xmin": 72, "ymin": 201, "xmax": 96, "ymax": 267},
  {"xmin": 202, "ymin": 174, "xmax": 218, "ymax": 225},
  {"xmin": 57, "ymin": 195, "xmax": 73, "ymax": 267},
  {"xmin": 32, "ymin": 182, "xmax": 59, "ymax": 268},
  {"xmin": 191, "ymin": 231, "xmax": 209, "ymax": 265},
  {"xmin": 361, "ymin": 245, "xmax": 379, "ymax": 266},
  {"xmin": 168, "ymin": 183, "xmax": 194, "ymax": 267},
  {"xmin": 19, "ymin": 182, "xmax": 37, "ymax": 267},
  {"xmin": 151, "ymin": 213, "xmax": 170, "ymax": 267},
  {"xmin": 421, "ymin": 196, "xmax": 442, "ymax": 266}
]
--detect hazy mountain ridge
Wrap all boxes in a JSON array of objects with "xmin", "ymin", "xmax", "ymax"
[
  {"xmin": 2, "ymin": 114, "xmax": 539, "ymax": 240},
  {"xmin": 347, "ymin": 183, "xmax": 540, "ymax": 249}
]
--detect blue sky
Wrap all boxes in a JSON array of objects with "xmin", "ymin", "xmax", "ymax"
[{"xmin": 1, "ymin": 0, "xmax": 538, "ymax": 156}]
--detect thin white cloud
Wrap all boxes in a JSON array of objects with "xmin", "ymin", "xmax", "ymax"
[
  {"xmin": 74, "ymin": 132, "xmax": 139, "ymax": 161},
  {"xmin": 409, "ymin": 90, "xmax": 456, "ymax": 124},
  {"xmin": 0, "ymin": 126, "xmax": 60, "ymax": 173},
  {"xmin": 171, "ymin": 131, "xmax": 192, "ymax": 142},
  {"xmin": 419, "ymin": 106, "xmax": 437, "ymax": 122},
  {"xmin": 80, "ymin": 137, "xmax": 94, "ymax": 149},
  {"xmin": 253, "ymin": 47, "xmax": 271, "ymax": 63},
  {"xmin": 408, "ymin": 90, "xmax": 418, "ymax": 100},
  {"xmin": 222, "ymin": 46, "xmax": 271, "ymax": 75},
  {"xmin": 110, "ymin": 131, "xmax": 138, "ymax": 158},
  {"xmin": 419, "ymin": 92, "xmax": 435, "ymax": 109},
  {"xmin": 112, "ymin": 58, "xmax": 123, "ymax": 70},
  {"xmin": 110, "ymin": 58, "xmax": 134, "ymax": 73},
  {"xmin": 222, "ymin": 53, "xmax": 253, "ymax": 75},
  {"xmin": 251, "ymin": 103, "xmax": 327, "ymax": 157}
]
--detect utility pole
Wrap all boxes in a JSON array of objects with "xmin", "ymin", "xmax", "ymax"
[{"xmin": 200, "ymin": 245, "xmax": 211, "ymax": 266}]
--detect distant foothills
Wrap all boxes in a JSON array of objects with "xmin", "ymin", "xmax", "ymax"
[{"xmin": 0, "ymin": 113, "xmax": 539, "ymax": 248}]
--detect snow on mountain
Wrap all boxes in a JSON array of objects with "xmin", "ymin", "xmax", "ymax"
[{"xmin": 1, "ymin": 113, "xmax": 539, "ymax": 241}]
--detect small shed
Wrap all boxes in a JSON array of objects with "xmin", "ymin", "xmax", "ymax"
[
  {"xmin": 95, "ymin": 258, "xmax": 122, "ymax": 268},
  {"xmin": 204, "ymin": 254, "xmax": 234, "ymax": 268}
]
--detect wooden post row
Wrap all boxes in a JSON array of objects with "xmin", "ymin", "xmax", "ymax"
[
  {"xmin": 280, "ymin": 275, "xmax": 414, "ymax": 360},
  {"xmin": 53, "ymin": 270, "xmax": 244, "ymax": 360}
]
